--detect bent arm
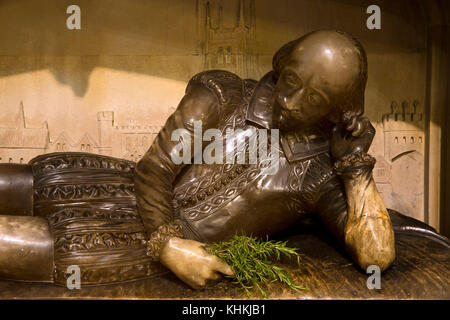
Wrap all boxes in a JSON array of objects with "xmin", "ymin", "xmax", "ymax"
[
  {"xmin": 134, "ymin": 77, "xmax": 239, "ymax": 289},
  {"xmin": 336, "ymin": 153, "xmax": 395, "ymax": 271},
  {"xmin": 134, "ymin": 83, "xmax": 221, "ymax": 245},
  {"xmin": 316, "ymin": 153, "xmax": 395, "ymax": 272}
]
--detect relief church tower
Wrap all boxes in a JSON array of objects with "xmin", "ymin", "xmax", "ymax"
[{"xmin": 198, "ymin": 0, "xmax": 257, "ymax": 79}]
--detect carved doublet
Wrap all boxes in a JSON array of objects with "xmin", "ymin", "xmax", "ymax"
[
  {"xmin": 171, "ymin": 71, "xmax": 337, "ymax": 242},
  {"xmin": 173, "ymin": 150, "xmax": 336, "ymax": 243}
]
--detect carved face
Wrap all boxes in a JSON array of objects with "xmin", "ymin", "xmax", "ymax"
[{"xmin": 273, "ymin": 31, "xmax": 362, "ymax": 131}]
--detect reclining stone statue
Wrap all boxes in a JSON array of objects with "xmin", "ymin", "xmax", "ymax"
[{"xmin": 0, "ymin": 30, "xmax": 408, "ymax": 288}]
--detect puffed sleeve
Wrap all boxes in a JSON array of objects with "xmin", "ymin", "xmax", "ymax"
[{"xmin": 134, "ymin": 71, "xmax": 243, "ymax": 240}]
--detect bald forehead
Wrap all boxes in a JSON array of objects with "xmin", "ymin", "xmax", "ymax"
[{"xmin": 287, "ymin": 31, "xmax": 362, "ymax": 97}]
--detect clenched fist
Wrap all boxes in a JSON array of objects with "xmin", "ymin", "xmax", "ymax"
[{"xmin": 159, "ymin": 237, "xmax": 234, "ymax": 289}]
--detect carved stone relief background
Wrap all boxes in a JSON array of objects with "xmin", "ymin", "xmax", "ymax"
[
  {"xmin": 370, "ymin": 100, "xmax": 425, "ymax": 221},
  {"xmin": 0, "ymin": 0, "xmax": 443, "ymax": 228}
]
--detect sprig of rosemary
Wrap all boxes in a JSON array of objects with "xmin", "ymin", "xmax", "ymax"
[{"xmin": 207, "ymin": 235, "xmax": 307, "ymax": 297}]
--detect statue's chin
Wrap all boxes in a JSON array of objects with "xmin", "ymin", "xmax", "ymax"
[
  {"xmin": 275, "ymin": 110, "xmax": 318, "ymax": 132},
  {"xmin": 276, "ymin": 116, "xmax": 303, "ymax": 132},
  {"xmin": 279, "ymin": 123, "xmax": 295, "ymax": 132},
  {"xmin": 274, "ymin": 115, "xmax": 293, "ymax": 132}
]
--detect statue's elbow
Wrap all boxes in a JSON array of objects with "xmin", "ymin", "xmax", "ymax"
[
  {"xmin": 355, "ymin": 244, "xmax": 396, "ymax": 272},
  {"xmin": 346, "ymin": 227, "xmax": 396, "ymax": 272}
]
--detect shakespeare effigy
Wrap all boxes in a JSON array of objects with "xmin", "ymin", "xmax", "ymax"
[{"xmin": 0, "ymin": 30, "xmax": 448, "ymax": 292}]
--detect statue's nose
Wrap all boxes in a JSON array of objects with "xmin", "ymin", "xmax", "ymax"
[{"xmin": 285, "ymin": 89, "xmax": 305, "ymax": 110}]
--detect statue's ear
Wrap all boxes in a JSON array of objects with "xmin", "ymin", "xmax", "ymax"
[{"xmin": 351, "ymin": 79, "xmax": 366, "ymax": 116}]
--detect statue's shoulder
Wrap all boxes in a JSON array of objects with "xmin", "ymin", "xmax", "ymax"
[{"xmin": 186, "ymin": 70, "xmax": 244, "ymax": 105}]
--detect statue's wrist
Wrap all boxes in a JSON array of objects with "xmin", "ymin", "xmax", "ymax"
[
  {"xmin": 333, "ymin": 151, "xmax": 376, "ymax": 180},
  {"xmin": 146, "ymin": 220, "xmax": 184, "ymax": 260}
]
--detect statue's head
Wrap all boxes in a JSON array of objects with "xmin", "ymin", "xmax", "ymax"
[{"xmin": 272, "ymin": 30, "xmax": 367, "ymax": 131}]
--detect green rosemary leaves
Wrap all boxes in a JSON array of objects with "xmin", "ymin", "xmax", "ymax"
[{"xmin": 207, "ymin": 235, "xmax": 307, "ymax": 297}]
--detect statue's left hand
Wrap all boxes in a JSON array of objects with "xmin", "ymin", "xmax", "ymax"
[
  {"xmin": 331, "ymin": 116, "xmax": 375, "ymax": 160},
  {"xmin": 159, "ymin": 237, "xmax": 234, "ymax": 289}
]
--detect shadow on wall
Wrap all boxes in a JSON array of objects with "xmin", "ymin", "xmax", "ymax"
[{"xmin": 0, "ymin": 0, "xmax": 436, "ymax": 97}]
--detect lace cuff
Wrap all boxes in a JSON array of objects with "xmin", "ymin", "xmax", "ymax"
[
  {"xmin": 146, "ymin": 220, "xmax": 183, "ymax": 260},
  {"xmin": 333, "ymin": 151, "xmax": 376, "ymax": 178}
]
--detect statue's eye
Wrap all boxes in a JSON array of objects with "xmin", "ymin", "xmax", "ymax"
[
  {"xmin": 284, "ymin": 73, "xmax": 299, "ymax": 87},
  {"xmin": 308, "ymin": 93, "xmax": 321, "ymax": 106}
]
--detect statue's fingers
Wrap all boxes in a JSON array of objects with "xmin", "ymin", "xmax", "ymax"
[
  {"xmin": 202, "ymin": 271, "xmax": 224, "ymax": 288},
  {"xmin": 182, "ymin": 275, "xmax": 205, "ymax": 289},
  {"xmin": 352, "ymin": 121, "xmax": 364, "ymax": 137},
  {"xmin": 213, "ymin": 257, "xmax": 234, "ymax": 276},
  {"xmin": 346, "ymin": 116, "xmax": 357, "ymax": 132},
  {"xmin": 208, "ymin": 271, "xmax": 222, "ymax": 281},
  {"xmin": 352, "ymin": 117, "xmax": 370, "ymax": 137}
]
